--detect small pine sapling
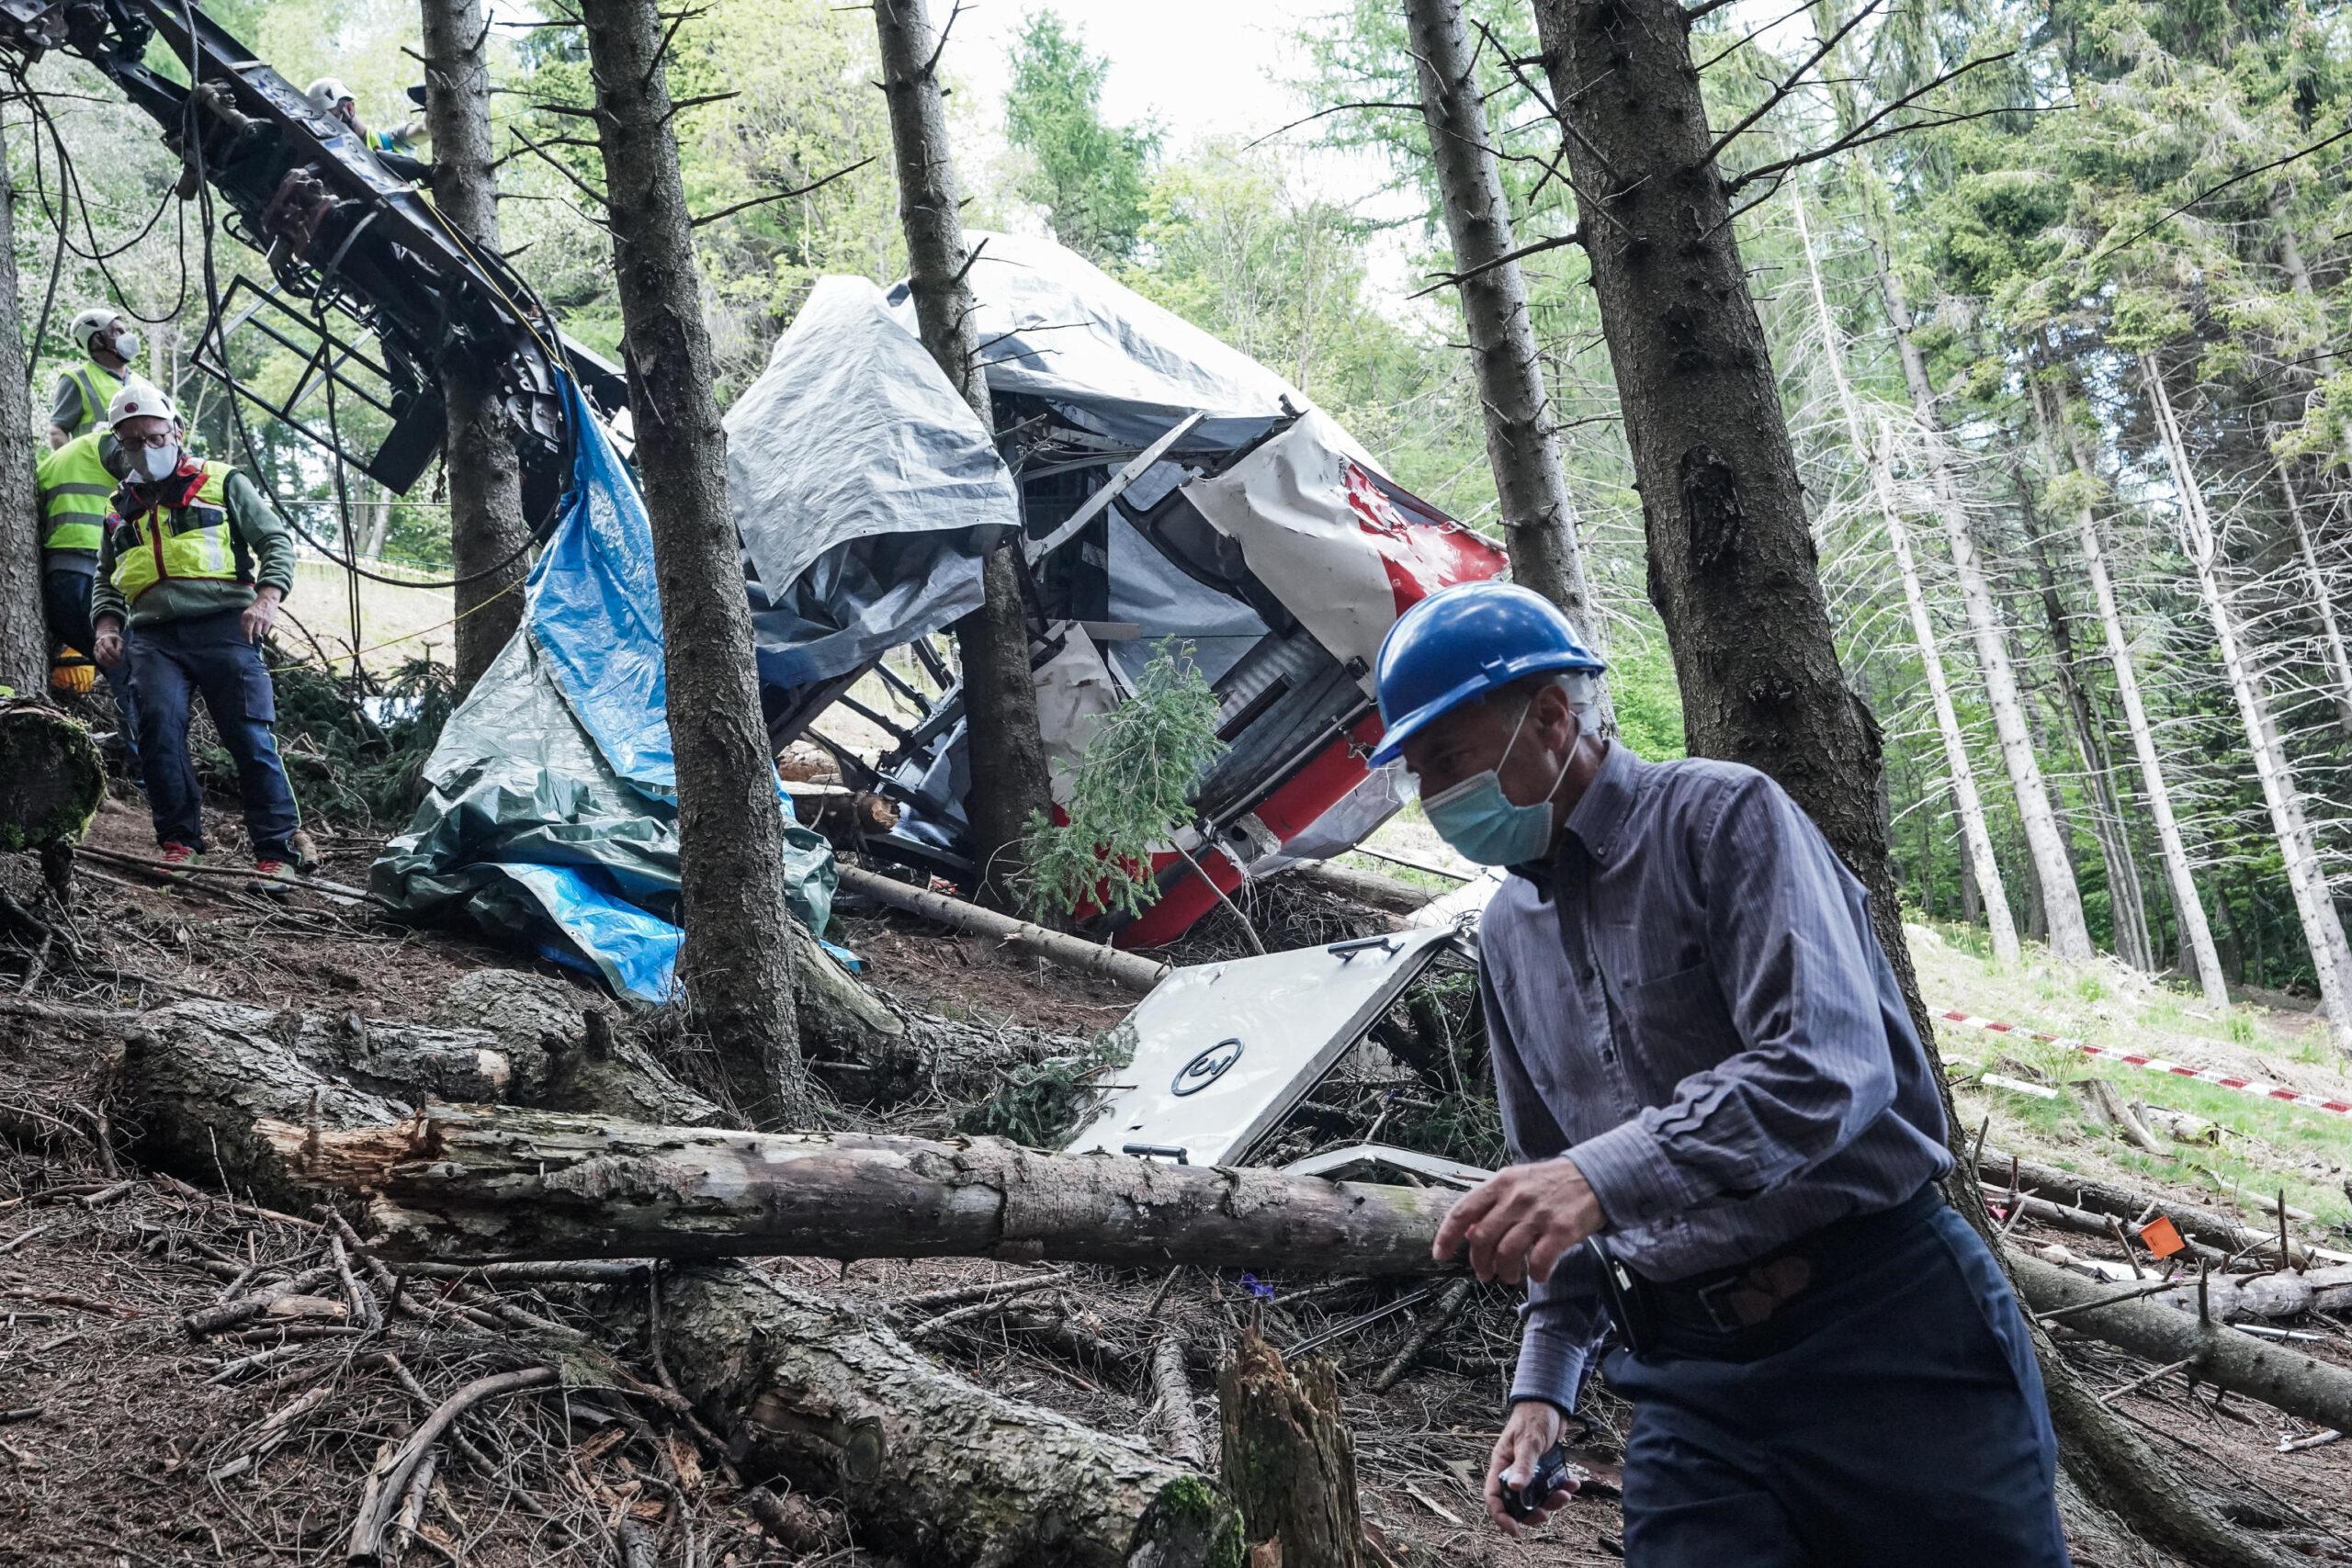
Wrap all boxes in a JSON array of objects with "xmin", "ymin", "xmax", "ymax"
[{"xmin": 1020, "ymin": 641, "xmax": 1226, "ymax": 927}]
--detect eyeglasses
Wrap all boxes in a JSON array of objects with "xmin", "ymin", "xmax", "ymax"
[{"xmin": 118, "ymin": 431, "xmax": 177, "ymax": 449}]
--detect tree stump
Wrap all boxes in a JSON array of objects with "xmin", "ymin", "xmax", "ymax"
[
  {"xmin": 0, "ymin": 702, "xmax": 104, "ymax": 852},
  {"xmin": 1216, "ymin": 1326, "xmax": 1364, "ymax": 1568}
]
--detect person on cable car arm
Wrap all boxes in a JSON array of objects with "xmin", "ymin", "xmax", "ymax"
[
  {"xmin": 33, "ymin": 422, "xmax": 142, "ymax": 765},
  {"xmin": 306, "ymin": 77, "xmax": 431, "ymax": 183},
  {"xmin": 88, "ymin": 378, "xmax": 318, "ymax": 892},
  {"xmin": 49, "ymin": 305, "xmax": 141, "ymax": 448},
  {"xmin": 1374, "ymin": 581, "xmax": 2069, "ymax": 1568}
]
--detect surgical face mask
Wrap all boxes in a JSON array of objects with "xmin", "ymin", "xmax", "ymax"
[
  {"xmin": 1419, "ymin": 702, "xmax": 1572, "ymax": 867},
  {"xmin": 109, "ymin": 330, "xmax": 140, "ymax": 362},
  {"xmin": 140, "ymin": 442, "xmax": 180, "ymax": 481}
]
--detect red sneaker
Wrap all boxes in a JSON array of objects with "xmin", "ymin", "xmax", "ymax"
[
  {"xmin": 157, "ymin": 843, "xmax": 198, "ymax": 883},
  {"xmin": 249, "ymin": 857, "xmax": 295, "ymax": 897}
]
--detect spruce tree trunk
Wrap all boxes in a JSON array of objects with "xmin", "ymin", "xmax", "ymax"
[
  {"xmin": 2143, "ymin": 355, "xmax": 2352, "ymax": 1052},
  {"xmin": 1527, "ymin": 0, "xmax": 1922, "ymax": 1024},
  {"xmin": 0, "ymin": 117, "xmax": 45, "ymax": 699},
  {"xmin": 422, "ymin": 0, "xmax": 531, "ymax": 694},
  {"xmin": 1791, "ymin": 197, "xmax": 2017, "ymax": 962},
  {"xmin": 577, "ymin": 0, "xmax": 808, "ymax": 1117},
  {"xmin": 1881, "ymin": 268, "xmax": 2093, "ymax": 961},
  {"xmin": 1403, "ymin": 0, "xmax": 1605, "ymax": 664},
  {"xmin": 2019, "ymin": 508, "xmax": 2153, "ymax": 973},
  {"xmin": 2036, "ymin": 378, "xmax": 2231, "ymax": 1008},
  {"xmin": 872, "ymin": 0, "xmax": 1052, "ymax": 909}
]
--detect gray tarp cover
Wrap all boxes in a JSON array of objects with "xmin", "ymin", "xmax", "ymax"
[
  {"xmin": 890, "ymin": 231, "xmax": 1307, "ymax": 450},
  {"xmin": 728, "ymin": 276, "xmax": 1023, "ymax": 689}
]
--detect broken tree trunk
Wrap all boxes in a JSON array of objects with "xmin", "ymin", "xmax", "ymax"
[
  {"xmin": 421, "ymin": 0, "xmax": 529, "ymax": 694},
  {"xmin": 1218, "ymin": 1327, "xmax": 1364, "ymax": 1568},
  {"xmin": 579, "ymin": 0, "xmax": 810, "ymax": 1115},
  {"xmin": 633, "ymin": 1265, "xmax": 1241, "ymax": 1568},
  {"xmin": 266, "ymin": 1107, "xmax": 1462, "ymax": 1275},
  {"xmin": 0, "ymin": 703, "xmax": 104, "ymax": 851},
  {"xmin": 115, "ymin": 998, "xmax": 718, "ymax": 1205},
  {"xmin": 2010, "ymin": 1252, "xmax": 2352, "ymax": 1437},
  {"xmin": 872, "ymin": 0, "xmax": 1054, "ymax": 912},
  {"xmin": 97, "ymin": 985, "xmax": 1242, "ymax": 1568}
]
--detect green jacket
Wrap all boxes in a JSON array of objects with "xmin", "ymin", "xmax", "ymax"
[{"xmin": 92, "ymin": 464, "xmax": 296, "ymax": 631}]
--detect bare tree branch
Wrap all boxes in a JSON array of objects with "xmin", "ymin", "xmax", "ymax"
[
  {"xmin": 1703, "ymin": 0, "xmax": 1883, "ymax": 164},
  {"xmin": 1410, "ymin": 230, "xmax": 1584, "ymax": 299},
  {"xmin": 2087, "ymin": 121, "xmax": 2352, "ymax": 268},
  {"xmin": 690, "ymin": 156, "xmax": 876, "ymax": 227}
]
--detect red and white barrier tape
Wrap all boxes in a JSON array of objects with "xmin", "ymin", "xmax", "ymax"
[{"xmin": 1935, "ymin": 1009, "xmax": 2352, "ymax": 1120}]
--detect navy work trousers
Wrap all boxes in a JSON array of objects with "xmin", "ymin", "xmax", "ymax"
[
  {"xmin": 42, "ymin": 567, "xmax": 141, "ymax": 762},
  {"xmin": 1600, "ymin": 1201, "xmax": 2071, "ymax": 1567},
  {"xmin": 128, "ymin": 608, "xmax": 300, "ymax": 860}
]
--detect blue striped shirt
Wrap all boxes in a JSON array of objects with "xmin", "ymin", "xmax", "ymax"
[{"xmin": 1480, "ymin": 741, "xmax": 1952, "ymax": 1412}]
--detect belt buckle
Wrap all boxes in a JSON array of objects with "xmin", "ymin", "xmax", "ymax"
[{"xmin": 1690, "ymin": 1273, "xmax": 1752, "ymax": 1335}]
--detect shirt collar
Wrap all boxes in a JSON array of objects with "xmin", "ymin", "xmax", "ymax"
[{"xmin": 1508, "ymin": 739, "xmax": 1645, "ymax": 895}]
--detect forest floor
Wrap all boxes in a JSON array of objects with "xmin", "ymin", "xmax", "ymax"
[{"xmin": 1, "ymin": 797, "xmax": 2348, "ymax": 1567}]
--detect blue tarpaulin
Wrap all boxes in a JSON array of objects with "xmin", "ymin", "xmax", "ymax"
[{"xmin": 372, "ymin": 377, "xmax": 837, "ymax": 1002}]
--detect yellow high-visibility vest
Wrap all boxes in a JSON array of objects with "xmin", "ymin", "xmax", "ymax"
[
  {"xmin": 60, "ymin": 360, "xmax": 121, "ymax": 437},
  {"xmin": 108, "ymin": 465, "xmax": 241, "ymax": 604},
  {"xmin": 35, "ymin": 430, "xmax": 113, "ymax": 554}
]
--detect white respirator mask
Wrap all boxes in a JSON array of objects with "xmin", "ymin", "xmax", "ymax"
[
  {"xmin": 111, "ymin": 329, "xmax": 141, "ymax": 362},
  {"xmin": 141, "ymin": 442, "xmax": 180, "ymax": 481}
]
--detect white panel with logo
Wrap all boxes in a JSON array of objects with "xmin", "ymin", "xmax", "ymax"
[{"xmin": 1066, "ymin": 924, "xmax": 1461, "ymax": 1168}]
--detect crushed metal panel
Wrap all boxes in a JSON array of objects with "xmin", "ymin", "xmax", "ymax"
[
  {"xmin": 1066, "ymin": 925, "xmax": 1457, "ymax": 1168},
  {"xmin": 1281, "ymin": 1145, "xmax": 1493, "ymax": 1190}
]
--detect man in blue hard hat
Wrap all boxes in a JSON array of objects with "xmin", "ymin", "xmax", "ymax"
[{"xmin": 1377, "ymin": 582, "xmax": 2066, "ymax": 1567}]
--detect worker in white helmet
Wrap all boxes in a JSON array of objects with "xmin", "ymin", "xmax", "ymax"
[
  {"xmin": 88, "ymin": 378, "xmax": 315, "ymax": 890},
  {"xmin": 49, "ymin": 306, "xmax": 141, "ymax": 449},
  {"xmin": 306, "ymin": 76, "xmax": 429, "ymax": 179}
]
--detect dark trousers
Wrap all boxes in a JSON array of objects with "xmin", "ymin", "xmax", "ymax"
[
  {"xmin": 42, "ymin": 567, "xmax": 141, "ymax": 764},
  {"xmin": 1603, "ymin": 1202, "xmax": 2071, "ymax": 1567},
  {"xmin": 128, "ymin": 608, "xmax": 300, "ymax": 859}
]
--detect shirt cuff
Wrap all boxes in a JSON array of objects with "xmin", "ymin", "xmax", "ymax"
[
  {"xmin": 1510, "ymin": 1325, "xmax": 1589, "ymax": 1414},
  {"xmin": 1567, "ymin": 1119, "xmax": 1688, "ymax": 1231}
]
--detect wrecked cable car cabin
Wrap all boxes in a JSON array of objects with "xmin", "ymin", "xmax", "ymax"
[{"xmin": 731, "ymin": 233, "xmax": 1505, "ymax": 947}]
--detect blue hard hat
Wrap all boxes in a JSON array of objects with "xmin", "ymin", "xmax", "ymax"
[{"xmin": 1368, "ymin": 582, "xmax": 1605, "ymax": 766}]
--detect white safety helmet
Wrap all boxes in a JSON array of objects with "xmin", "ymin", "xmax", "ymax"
[
  {"xmin": 307, "ymin": 77, "xmax": 356, "ymax": 118},
  {"xmin": 69, "ymin": 306, "xmax": 120, "ymax": 356},
  {"xmin": 106, "ymin": 378, "xmax": 179, "ymax": 430}
]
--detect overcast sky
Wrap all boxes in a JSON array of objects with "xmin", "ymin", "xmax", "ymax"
[
  {"xmin": 955, "ymin": 0, "xmax": 1429, "ymax": 301},
  {"xmin": 958, "ymin": 0, "xmax": 1334, "ymax": 151}
]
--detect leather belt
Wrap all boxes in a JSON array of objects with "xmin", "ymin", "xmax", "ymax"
[{"xmin": 1642, "ymin": 1183, "xmax": 1944, "ymax": 1339}]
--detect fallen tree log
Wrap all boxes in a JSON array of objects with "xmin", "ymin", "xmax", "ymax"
[
  {"xmin": 2008, "ymin": 1252, "xmax": 2352, "ymax": 1435},
  {"xmin": 263, "ymin": 1107, "xmax": 1462, "ymax": 1275},
  {"xmin": 632, "ymin": 1265, "xmax": 1238, "ymax": 1568},
  {"xmin": 838, "ymin": 864, "xmax": 1170, "ymax": 994},
  {"xmin": 105, "ymin": 970, "xmax": 1248, "ymax": 1566},
  {"xmin": 116, "ymin": 998, "xmax": 721, "ymax": 1203},
  {"xmin": 1980, "ymin": 1147, "xmax": 2347, "ymax": 1268}
]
